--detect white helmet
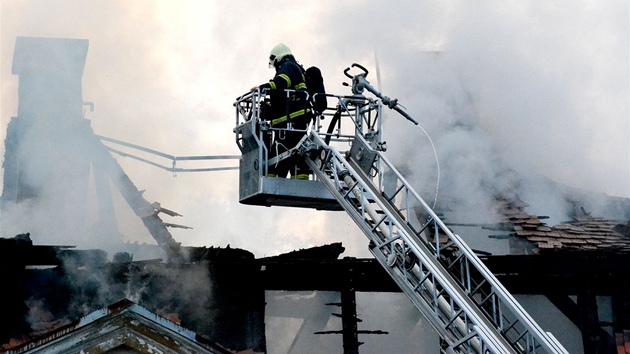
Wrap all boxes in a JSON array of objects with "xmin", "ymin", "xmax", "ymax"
[{"xmin": 269, "ymin": 43, "xmax": 292, "ymax": 68}]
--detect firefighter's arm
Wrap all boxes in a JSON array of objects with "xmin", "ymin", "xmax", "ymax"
[
  {"xmin": 267, "ymin": 73, "xmax": 291, "ymax": 90},
  {"xmin": 251, "ymin": 71, "xmax": 291, "ymax": 92}
]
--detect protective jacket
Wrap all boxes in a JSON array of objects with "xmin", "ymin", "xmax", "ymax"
[{"xmin": 260, "ymin": 56, "xmax": 310, "ymax": 126}]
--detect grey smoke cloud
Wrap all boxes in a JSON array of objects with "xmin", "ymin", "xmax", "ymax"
[
  {"xmin": 1, "ymin": 1, "xmax": 628, "ymax": 260},
  {"xmin": 316, "ymin": 0, "xmax": 629, "ymax": 226}
]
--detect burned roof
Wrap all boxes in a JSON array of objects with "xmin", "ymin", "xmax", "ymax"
[{"xmin": 495, "ymin": 197, "xmax": 630, "ymax": 254}]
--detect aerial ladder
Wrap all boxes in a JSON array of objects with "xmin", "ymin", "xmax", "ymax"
[{"xmin": 234, "ymin": 64, "xmax": 569, "ymax": 354}]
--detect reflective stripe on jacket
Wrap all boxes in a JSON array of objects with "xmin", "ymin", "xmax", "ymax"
[
  {"xmin": 261, "ymin": 58, "xmax": 310, "ymax": 126},
  {"xmin": 271, "ymin": 108, "xmax": 310, "ymax": 126}
]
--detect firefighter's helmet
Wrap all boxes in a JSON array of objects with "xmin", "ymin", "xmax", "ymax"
[{"xmin": 269, "ymin": 43, "xmax": 292, "ymax": 68}]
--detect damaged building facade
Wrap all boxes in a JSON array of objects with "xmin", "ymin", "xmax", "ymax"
[{"xmin": 2, "ymin": 36, "xmax": 630, "ymax": 354}]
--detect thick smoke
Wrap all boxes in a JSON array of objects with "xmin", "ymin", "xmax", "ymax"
[
  {"xmin": 2, "ymin": 0, "xmax": 627, "ymax": 258},
  {"xmin": 314, "ymin": 1, "xmax": 628, "ymax": 225},
  {"xmin": 20, "ymin": 253, "xmax": 218, "ymax": 346}
]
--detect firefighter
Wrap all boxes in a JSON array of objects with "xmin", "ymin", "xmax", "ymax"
[{"xmin": 251, "ymin": 43, "xmax": 312, "ymax": 179}]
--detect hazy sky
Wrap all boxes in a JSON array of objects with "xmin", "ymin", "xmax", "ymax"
[{"xmin": 1, "ymin": 0, "xmax": 628, "ymax": 260}]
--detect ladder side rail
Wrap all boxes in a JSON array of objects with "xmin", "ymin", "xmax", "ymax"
[
  {"xmin": 310, "ymin": 159, "xmax": 503, "ymax": 354},
  {"xmin": 376, "ymin": 155, "xmax": 519, "ymax": 320},
  {"xmin": 372, "ymin": 149, "xmax": 568, "ymax": 354},
  {"xmin": 341, "ymin": 158, "xmax": 518, "ymax": 354},
  {"xmin": 319, "ymin": 130, "xmax": 565, "ymax": 353},
  {"xmin": 305, "ymin": 132, "xmax": 519, "ymax": 354},
  {"xmin": 377, "ymin": 155, "xmax": 561, "ymax": 353},
  {"xmin": 449, "ymin": 254, "xmax": 525, "ymax": 346}
]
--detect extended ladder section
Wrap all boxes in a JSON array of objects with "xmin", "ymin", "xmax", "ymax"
[
  {"xmin": 234, "ymin": 63, "xmax": 568, "ymax": 353},
  {"xmin": 300, "ymin": 131, "xmax": 567, "ymax": 354}
]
